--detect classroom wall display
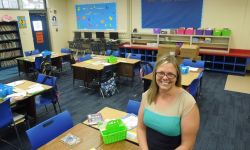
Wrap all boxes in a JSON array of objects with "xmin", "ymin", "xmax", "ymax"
[
  {"xmin": 141, "ymin": 0, "xmax": 203, "ymax": 29},
  {"xmin": 75, "ymin": 3, "xmax": 117, "ymax": 30}
]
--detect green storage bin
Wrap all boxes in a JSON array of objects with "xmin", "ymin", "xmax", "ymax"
[
  {"xmin": 213, "ymin": 29, "xmax": 222, "ymax": 36},
  {"xmin": 222, "ymin": 28, "xmax": 231, "ymax": 36},
  {"xmin": 106, "ymin": 55, "xmax": 117, "ymax": 63},
  {"xmin": 100, "ymin": 119, "xmax": 127, "ymax": 144}
]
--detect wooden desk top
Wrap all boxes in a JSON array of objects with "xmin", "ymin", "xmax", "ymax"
[
  {"xmin": 72, "ymin": 55, "xmax": 140, "ymax": 70},
  {"xmin": 6, "ymin": 80, "xmax": 52, "ymax": 103},
  {"xmin": 83, "ymin": 107, "xmax": 138, "ymax": 144},
  {"xmin": 97, "ymin": 140, "xmax": 139, "ymax": 150},
  {"xmin": 142, "ymin": 69, "xmax": 203, "ymax": 86},
  {"xmin": 38, "ymin": 124, "xmax": 103, "ymax": 150},
  {"xmin": 16, "ymin": 53, "xmax": 69, "ymax": 62}
]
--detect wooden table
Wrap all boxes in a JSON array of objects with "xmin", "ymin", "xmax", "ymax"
[
  {"xmin": 72, "ymin": 55, "xmax": 140, "ymax": 86},
  {"xmin": 38, "ymin": 123, "xmax": 139, "ymax": 150},
  {"xmin": 142, "ymin": 69, "xmax": 203, "ymax": 91},
  {"xmin": 8, "ymin": 80, "xmax": 52, "ymax": 122},
  {"xmin": 16, "ymin": 53, "xmax": 70, "ymax": 76},
  {"xmin": 83, "ymin": 107, "xmax": 138, "ymax": 144}
]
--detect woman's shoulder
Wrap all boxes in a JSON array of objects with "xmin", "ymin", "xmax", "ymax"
[{"xmin": 178, "ymin": 89, "xmax": 196, "ymax": 105}]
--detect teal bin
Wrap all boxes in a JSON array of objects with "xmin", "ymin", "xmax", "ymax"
[
  {"xmin": 222, "ymin": 28, "xmax": 231, "ymax": 36},
  {"xmin": 213, "ymin": 29, "xmax": 222, "ymax": 36}
]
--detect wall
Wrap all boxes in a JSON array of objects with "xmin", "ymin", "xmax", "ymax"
[
  {"xmin": 47, "ymin": 0, "xmax": 69, "ymax": 53},
  {"xmin": 0, "ymin": 10, "xmax": 34, "ymax": 52},
  {"xmin": 131, "ymin": 0, "xmax": 250, "ymax": 50}
]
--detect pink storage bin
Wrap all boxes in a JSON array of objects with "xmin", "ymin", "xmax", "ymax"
[
  {"xmin": 185, "ymin": 28, "xmax": 194, "ymax": 35},
  {"xmin": 176, "ymin": 28, "xmax": 185, "ymax": 34}
]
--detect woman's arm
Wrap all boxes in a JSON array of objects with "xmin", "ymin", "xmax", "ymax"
[
  {"xmin": 137, "ymin": 102, "xmax": 148, "ymax": 150},
  {"xmin": 176, "ymin": 104, "xmax": 200, "ymax": 150}
]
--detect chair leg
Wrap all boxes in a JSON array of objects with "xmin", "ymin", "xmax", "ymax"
[
  {"xmin": 44, "ymin": 105, "xmax": 48, "ymax": 112},
  {"xmin": 57, "ymin": 102, "xmax": 62, "ymax": 112},
  {"xmin": 52, "ymin": 103, "xmax": 58, "ymax": 114},
  {"xmin": 13, "ymin": 123, "xmax": 23, "ymax": 150},
  {"xmin": 100, "ymin": 88, "xmax": 105, "ymax": 99}
]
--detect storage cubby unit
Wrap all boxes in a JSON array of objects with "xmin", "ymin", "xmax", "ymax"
[
  {"xmin": 119, "ymin": 45, "xmax": 158, "ymax": 63},
  {"xmin": 200, "ymin": 52, "xmax": 249, "ymax": 74},
  {"xmin": 0, "ymin": 21, "xmax": 23, "ymax": 70}
]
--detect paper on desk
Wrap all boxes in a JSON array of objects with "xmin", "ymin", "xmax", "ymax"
[
  {"xmin": 5, "ymin": 92, "xmax": 26, "ymax": 99},
  {"xmin": 13, "ymin": 88, "xmax": 26, "ymax": 93},
  {"xmin": 189, "ymin": 67, "xmax": 199, "ymax": 71},
  {"xmin": 26, "ymin": 85, "xmax": 44, "ymax": 94},
  {"xmin": 121, "ymin": 114, "xmax": 138, "ymax": 130},
  {"xmin": 6, "ymin": 80, "xmax": 25, "ymax": 87}
]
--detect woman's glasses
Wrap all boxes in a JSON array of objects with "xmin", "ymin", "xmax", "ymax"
[{"xmin": 156, "ymin": 72, "xmax": 177, "ymax": 79}]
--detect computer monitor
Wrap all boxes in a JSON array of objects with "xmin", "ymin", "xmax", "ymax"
[
  {"xmin": 109, "ymin": 32, "xmax": 118, "ymax": 40},
  {"xmin": 96, "ymin": 32, "xmax": 105, "ymax": 39},
  {"xmin": 74, "ymin": 32, "xmax": 81, "ymax": 40},
  {"xmin": 84, "ymin": 32, "xmax": 92, "ymax": 39}
]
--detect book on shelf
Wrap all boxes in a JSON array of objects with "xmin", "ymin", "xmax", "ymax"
[{"xmin": 87, "ymin": 112, "xmax": 104, "ymax": 125}]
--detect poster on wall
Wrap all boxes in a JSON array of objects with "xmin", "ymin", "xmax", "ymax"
[
  {"xmin": 17, "ymin": 16, "xmax": 27, "ymax": 28},
  {"xmin": 75, "ymin": 3, "xmax": 117, "ymax": 30}
]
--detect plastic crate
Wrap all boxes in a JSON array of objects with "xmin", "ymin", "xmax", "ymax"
[
  {"xmin": 222, "ymin": 28, "xmax": 231, "ymax": 36},
  {"xmin": 100, "ymin": 119, "xmax": 127, "ymax": 144},
  {"xmin": 195, "ymin": 29, "xmax": 204, "ymax": 35},
  {"xmin": 213, "ymin": 29, "xmax": 222, "ymax": 36},
  {"xmin": 106, "ymin": 56, "xmax": 117, "ymax": 63},
  {"xmin": 176, "ymin": 28, "xmax": 185, "ymax": 34},
  {"xmin": 0, "ymin": 84, "xmax": 13, "ymax": 98},
  {"xmin": 204, "ymin": 29, "xmax": 213, "ymax": 35}
]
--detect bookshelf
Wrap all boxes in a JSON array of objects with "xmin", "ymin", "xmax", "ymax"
[{"xmin": 0, "ymin": 21, "xmax": 23, "ymax": 70}]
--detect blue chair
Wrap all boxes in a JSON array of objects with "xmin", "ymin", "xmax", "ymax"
[
  {"xmin": 31, "ymin": 49, "xmax": 40, "ymax": 55},
  {"xmin": 34, "ymin": 56, "xmax": 43, "ymax": 72},
  {"xmin": 26, "ymin": 111, "xmax": 73, "ymax": 150},
  {"xmin": 24, "ymin": 51, "xmax": 32, "ymax": 56},
  {"xmin": 126, "ymin": 100, "xmax": 141, "ymax": 115},
  {"xmin": 35, "ymin": 73, "xmax": 61, "ymax": 114},
  {"xmin": 182, "ymin": 59, "xmax": 205, "ymax": 68},
  {"xmin": 112, "ymin": 50, "xmax": 120, "ymax": 57},
  {"xmin": 105, "ymin": 49, "xmax": 112, "ymax": 56},
  {"xmin": 79, "ymin": 54, "xmax": 92, "ymax": 62},
  {"xmin": 187, "ymin": 73, "xmax": 203, "ymax": 100},
  {"xmin": 125, "ymin": 53, "xmax": 142, "ymax": 60},
  {"xmin": 61, "ymin": 48, "xmax": 71, "ymax": 54},
  {"xmin": 0, "ymin": 99, "xmax": 24, "ymax": 149},
  {"xmin": 141, "ymin": 62, "xmax": 155, "ymax": 76}
]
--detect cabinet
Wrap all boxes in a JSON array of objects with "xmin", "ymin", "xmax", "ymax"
[
  {"xmin": 119, "ymin": 45, "xmax": 158, "ymax": 62},
  {"xmin": 200, "ymin": 53, "xmax": 249, "ymax": 74},
  {"xmin": 130, "ymin": 33, "xmax": 231, "ymax": 53},
  {"xmin": 0, "ymin": 21, "xmax": 23, "ymax": 70}
]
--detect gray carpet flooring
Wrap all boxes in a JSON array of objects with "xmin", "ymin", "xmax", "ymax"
[{"xmin": 0, "ymin": 69, "xmax": 250, "ymax": 150}]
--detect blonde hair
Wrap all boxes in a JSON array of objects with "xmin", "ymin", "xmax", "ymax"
[{"xmin": 147, "ymin": 55, "xmax": 182, "ymax": 104}]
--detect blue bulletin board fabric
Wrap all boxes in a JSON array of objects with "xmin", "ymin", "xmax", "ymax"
[
  {"xmin": 75, "ymin": 3, "xmax": 117, "ymax": 30},
  {"xmin": 142, "ymin": 0, "xmax": 203, "ymax": 28}
]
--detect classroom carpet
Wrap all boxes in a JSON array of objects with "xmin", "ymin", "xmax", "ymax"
[{"xmin": 224, "ymin": 74, "xmax": 250, "ymax": 94}]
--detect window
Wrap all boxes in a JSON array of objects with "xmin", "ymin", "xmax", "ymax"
[
  {"xmin": 21, "ymin": 0, "xmax": 45, "ymax": 9},
  {"xmin": 0, "ymin": 0, "xmax": 19, "ymax": 9}
]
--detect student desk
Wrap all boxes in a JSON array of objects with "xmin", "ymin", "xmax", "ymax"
[
  {"xmin": 72, "ymin": 55, "xmax": 140, "ymax": 86},
  {"xmin": 83, "ymin": 107, "xmax": 138, "ymax": 144},
  {"xmin": 16, "ymin": 53, "xmax": 70, "ymax": 76},
  {"xmin": 142, "ymin": 69, "xmax": 203, "ymax": 91},
  {"xmin": 7, "ymin": 80, "xmax": 52, "ymax": 122},
  {"xmin": 38, "ymin": 123, "xmax": 139, "ymax": 150}
]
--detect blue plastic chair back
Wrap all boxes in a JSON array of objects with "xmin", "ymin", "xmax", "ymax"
[
  {"xmin": 34, "ymin": 56, "xmax": 43, "ymax": 71},
  {"xmin": 183, "ymin": 59, "xmax": 205, "ymax": 68},
  {"xmin": 61, "ymin": 48, "xmax": 71, "ymax": 54},
  {"xmin": 188, "ymin": 78, "xmax": 200, "ymax": 97},
  {"xmin": 32, "ymin": 49, "xmax": 40, "ymax": 55},
  {"xmin": 112, "ymin": 50, "xmax": 120, "ymax": 57},
  {"xmin": 105, "ymin": 49, "xmax": 112, "ymax": 56},
  {"xmin": 125, "ymin": 53, "xmax": 141, "ymax": 60},
  {"xmin": 0, "ymin": 99, "xmax": 13, "ymax": 128},
  {"xmin": 126, "ymin": 100, "xmax": 141, "ymax": 115},
  {"xmin": 26, "ymin": 111, "xmax": 73, "ymax": 150},
  {"xmin": 25, "ymin": 51, "xmax": 32, "ymax": 56},
  {"xmin": 142, "ymin": 62, "xmax": 155, "ymax": 75},
  {"xmin": 37, "ymin": 74, "xmax": 57, "ymax": 87},
  {"xmin": 79, "ymin": 54, "xmax": 92, "ymax": 62}
]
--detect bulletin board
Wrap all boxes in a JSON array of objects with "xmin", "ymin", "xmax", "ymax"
[{"xmin": 75, "ymin": 3, "xmax": 117, "ymax": 30}]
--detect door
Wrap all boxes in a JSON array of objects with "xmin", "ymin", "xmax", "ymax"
[{"xmin": 30, "ymin": 13, "xmax": 50, "ymax": 52}]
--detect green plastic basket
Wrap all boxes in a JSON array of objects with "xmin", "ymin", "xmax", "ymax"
[
  {"xmin": 100, "ymin": 119, "xmax": 127, "ymax": 144},
  {"xmin": 222, "ymin": 28, "xmax": 231, "ymax": 36},
  {"xmin": 106, "ymin": 55, "xmax": 117, "ymax": 63},
  {"xmin": 213, "ymin": 29, "xmax": 222, "ymax": 36}
]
